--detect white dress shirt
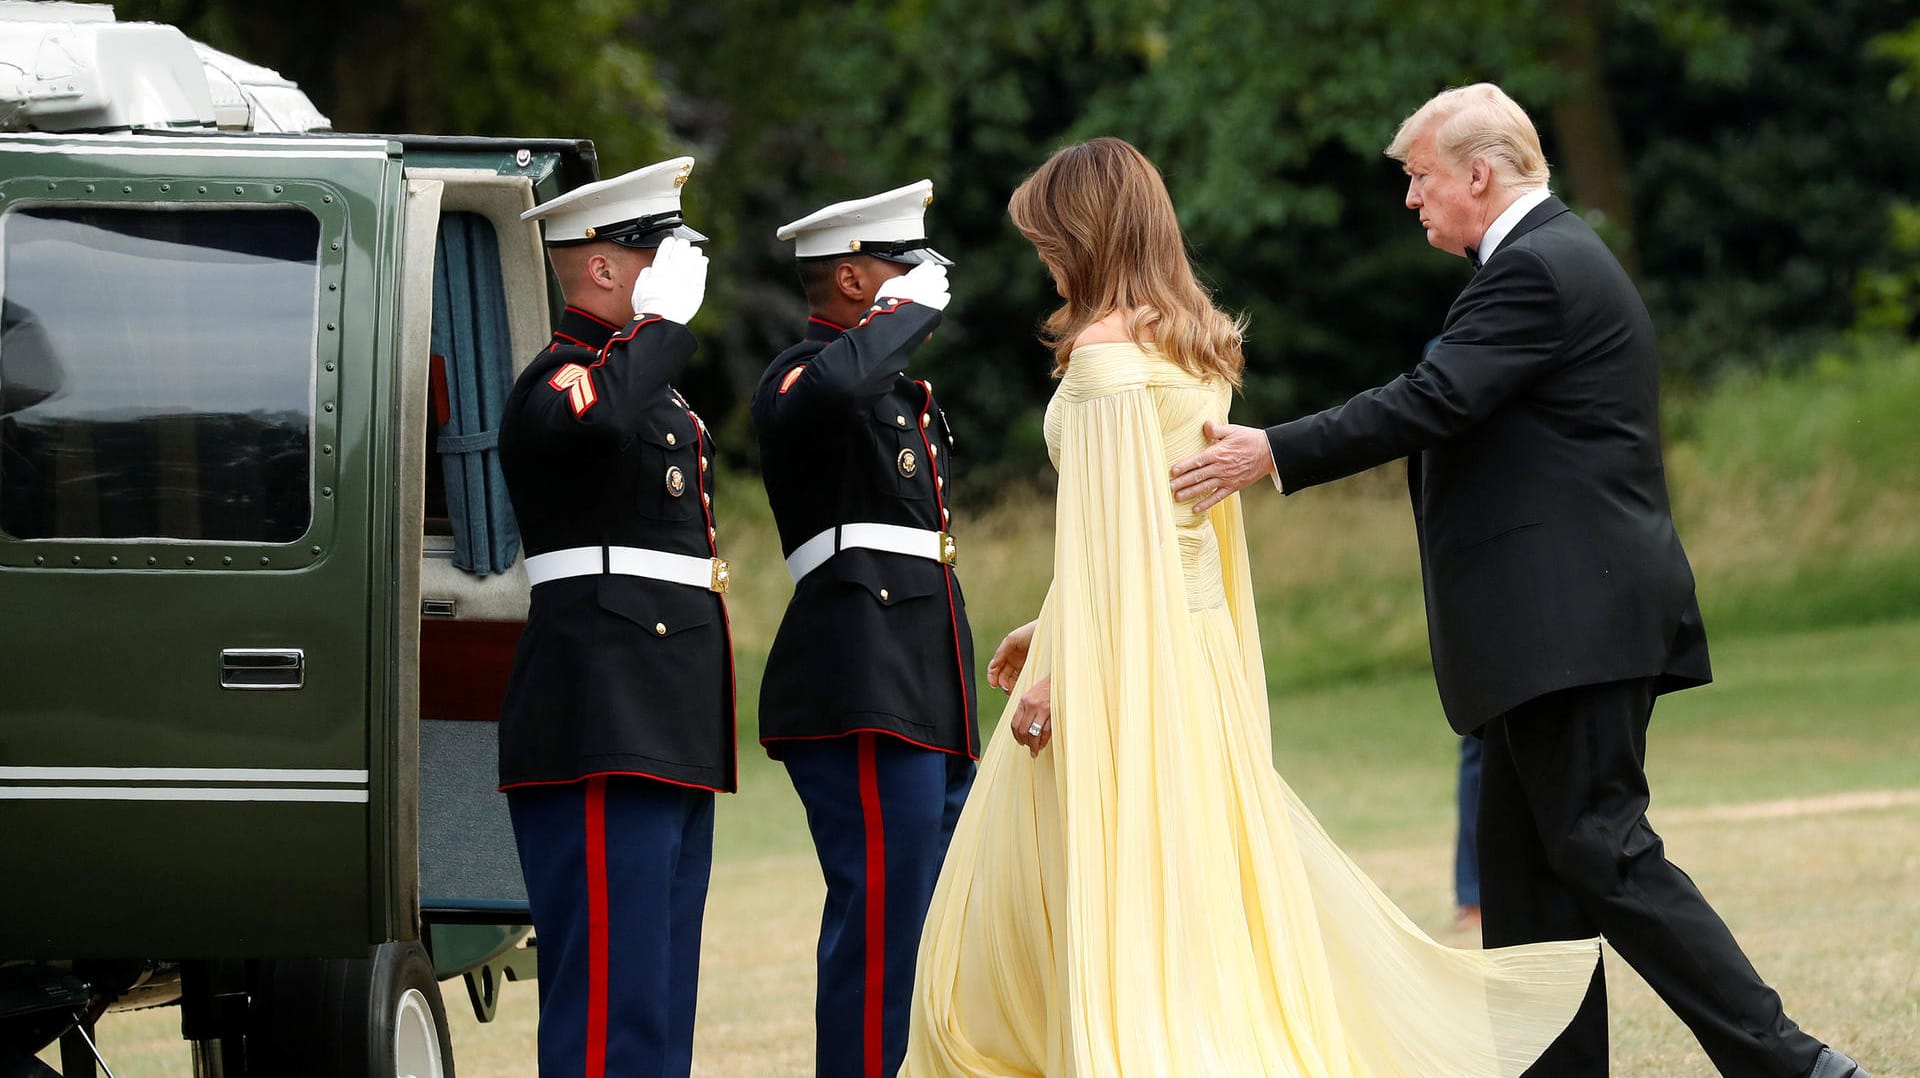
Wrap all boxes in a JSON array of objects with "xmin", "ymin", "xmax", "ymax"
[{"xmin": 1475, "ymin": 186, "xmax": 1552, "ymax": 266}]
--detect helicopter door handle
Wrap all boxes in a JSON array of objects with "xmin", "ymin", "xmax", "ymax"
[{"xmin": 221, "ymin": 648, "xmax": 305, "ymax": 690}]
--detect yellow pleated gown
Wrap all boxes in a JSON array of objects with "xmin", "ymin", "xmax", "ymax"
[{"xmin": 901, "ymin": 343, "xmax": 1600, "ymax": 1077}]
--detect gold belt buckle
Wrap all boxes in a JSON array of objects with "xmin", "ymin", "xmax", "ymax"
[
  {"xmin": 709, "ymin": 557, "xmax": 732, "ymax": 594},
  {"xmin": 939, "ymin": 532, "xmax": 957, "ymax": 566}
]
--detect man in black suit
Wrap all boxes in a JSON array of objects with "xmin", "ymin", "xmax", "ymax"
[{"xmin": 1169, "ymin": 83, "xmax": 1862, "ymax": 1078}]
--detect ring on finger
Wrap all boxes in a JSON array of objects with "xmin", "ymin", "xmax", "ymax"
[{"xmin": 1026, "ymin": 721, "xmax": 1044, "ymax": 738}]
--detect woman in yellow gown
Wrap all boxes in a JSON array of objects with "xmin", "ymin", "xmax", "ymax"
[{"xmin": 900, "ymin": 138, "xmax": 1600, "ymax": 1077}]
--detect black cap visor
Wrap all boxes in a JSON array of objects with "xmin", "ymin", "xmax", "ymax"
[
  {"xmin": 861, "ymin": 239, "xmax": 951, "ymax": 266},
  {"xmin": 548, "ymin": 210, "xmax": 706, "ymax": 249},
  {"xmin": 795, "ymin": 241, "xmax": 950, "ymax": 266},
  {"xmin": 608, "ymin": 223, "xmax": 707, "ymax": 248}
]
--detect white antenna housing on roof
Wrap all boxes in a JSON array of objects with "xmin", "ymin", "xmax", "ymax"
[{"xmin": 0, "ymin": 1, "xmax": 329, "ymax": 133}]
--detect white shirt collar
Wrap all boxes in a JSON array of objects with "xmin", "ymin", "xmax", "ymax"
[{"xmin": 1475, "ymin": 187, "xmax": 1552, "ymax": 265}]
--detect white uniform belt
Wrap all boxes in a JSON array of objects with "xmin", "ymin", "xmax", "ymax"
[
  {"xmin": 525, "ymin": 545, "xmax": 731, "ymax": 593},
  {"xmin": 786, "ymin": 523, "xmax": 956, "ymax": 583}
]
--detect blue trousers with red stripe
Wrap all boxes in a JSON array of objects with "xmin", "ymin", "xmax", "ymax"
[
  {"xmin": 783, "ymin": 733, "xmax": 975, "ymax": 1078},
  {"xmin": 507, "ymin": 776, "xmax": 714, "ymax": 1078}
]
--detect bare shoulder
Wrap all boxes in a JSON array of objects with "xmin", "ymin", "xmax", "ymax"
[{"xmin": 1072, "ymin": 308, "xmax": 1150, "ymax": 349}]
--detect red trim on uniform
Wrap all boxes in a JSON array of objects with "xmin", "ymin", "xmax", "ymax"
[
  {"xmin": 549, "ymin": 363, "xmax": 598, "ymax": 416},
  {"xmin": 567, "ymin": 305, "xmax": 623, "ymax": 330},
  {"xmin": 939, "ymin": 570, "xmax": 972, "ymax": 757},
  {"xmin": 760, "ymin": 728, "xmax": 969, "ymax": 757},
  {"xmin": 856, "ymin": 297, "xmax": 913, "ymax": 328},
  {"xmin": 552, "ymin": 330, "xmax": 593, "ymax": 349},
  {"xmin": 807, "ymin": 315, "xmax": 849, "ymax": 332},
  {"xmin": 539, "ymin": 315, "xmax": 665, "ymax": 422},
  {"xmin": 497, "ymin": 769, "xmax": 730, "ymax": 795},
  {"xmin": 912, "ymin": 379, "xmax": 975, "ymax": 759},
  {"xmin": 690, "ymin": 409, "xmax": 740, "ymax": 788},
  {"xmin": 597, "ymin": 315, "xmax": 664, "ymax": 364},
  {"xmin": 584, "ymin": 776, "xmax": 610, "ymax": 1078},
  {"xmin": 856, "ymin": 734, "xmax": 887, "ymax": 1078}
]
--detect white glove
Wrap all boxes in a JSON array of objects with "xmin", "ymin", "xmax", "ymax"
[
  {"xmin": 873, "ymin": 261, "xmax": 951, "ymax": 312},
  {"xmin": 631, "ymin": 235, "xmax": 709, "ymax": 325}
]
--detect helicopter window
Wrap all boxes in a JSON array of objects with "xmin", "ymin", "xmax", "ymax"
[{"xmin": 0, "ymin": 204, "xmax": 319, "ymax": 543}]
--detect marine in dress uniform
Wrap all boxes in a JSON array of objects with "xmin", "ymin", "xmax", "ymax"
[
  {"xmin": 496, "ymin": 157, "xmax": 735, "ymax": 1078},
  {"xmin": 751, "ymin": 180, "xmax": 978, "ymax": 1078}
]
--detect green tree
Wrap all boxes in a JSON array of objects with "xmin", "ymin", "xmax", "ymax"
[
  {"xmin": 1611, "ymin": 0, "xmax": 1920, "ymax": 377},
  {"xmin": 111, "ymin": 0, "xmax": 1920, "ymax": 486}
]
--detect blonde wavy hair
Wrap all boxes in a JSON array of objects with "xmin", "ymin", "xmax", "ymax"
[
  {"xmin": 1008, "ymin": 137, "xmax": 1246, "ymax": 385},
  {"xmin": 1385, "ymin": 83, "xmax": 1551, "ymax": 190}
]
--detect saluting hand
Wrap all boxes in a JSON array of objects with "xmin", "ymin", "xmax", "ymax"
[
  {"xmin": 1169, "ymin": 421, "xmax": 1276, "ymax": 513},
  {"xmin": 631, "ymin": 235, "xmax": 709, "ymax": 325},
  {"xmin": 873, "ymin": 261, "xmax": 952, "ymax": 312}
]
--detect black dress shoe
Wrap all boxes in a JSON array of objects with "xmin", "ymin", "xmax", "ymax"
[{"xmin": 1807, "ymin": 1046, "xmax": 1869, "ymax": 1078}]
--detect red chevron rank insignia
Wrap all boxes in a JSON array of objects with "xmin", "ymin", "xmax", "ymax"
[{"xmin": 549, "ymin": 363, "xmax": 598, "ymax": 416}]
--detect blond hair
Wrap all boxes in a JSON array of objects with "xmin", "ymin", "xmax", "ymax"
[
  {"xmin": 1008, "ymin": 137, "xmax": 1246, "ymax": 385},
  {"xmin": 1386, "ymin": 83, "xmax": 1550, "ymax": 190}
]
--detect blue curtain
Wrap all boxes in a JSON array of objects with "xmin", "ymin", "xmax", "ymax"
[{"xmin": 430, "ymin": 213, "xmax": 520, "ymax": 575}]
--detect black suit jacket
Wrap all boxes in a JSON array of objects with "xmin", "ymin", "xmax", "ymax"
[
  {"xmin": 750, "ymin": 302, "xmax": 978, "ymax": 759},
  {"xmin": 495, "ymin": 307, "xmax": 737, "ymax": 791},
  {"xmin": 1266, "ymin": 197, "xmax": 1710, "ymax": 732}
]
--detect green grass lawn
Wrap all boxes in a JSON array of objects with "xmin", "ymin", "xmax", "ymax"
[{"xmin": 72, "ymin": 619, "xmax": 1920, "ymax": 1076}]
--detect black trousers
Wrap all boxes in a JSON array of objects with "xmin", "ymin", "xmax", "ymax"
[{"xmin": 1477, "ymin": 678, "xmax": 1825, "ymax": 1077}]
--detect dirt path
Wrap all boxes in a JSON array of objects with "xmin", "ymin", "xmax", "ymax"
[{"xmin": 1661, "ymin": 787, "xmax": 1920, "ymax": 824}]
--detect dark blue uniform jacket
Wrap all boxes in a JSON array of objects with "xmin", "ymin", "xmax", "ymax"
[
  {"xmin": 751, "ymin": 300, "xmax": 978, "ymax": 759},
  {"xmin": 496, "ymin": 306, "xmax": 737, "ymax": 791}
]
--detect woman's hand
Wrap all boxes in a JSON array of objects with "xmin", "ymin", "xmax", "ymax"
[
  {"xmin": 1008, "ymin": 675, "xmax": 1053, "ymax": 757},
  {"xmin": 987, "ymin": 619, "xmax": 1039, "ymax": 694}
]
